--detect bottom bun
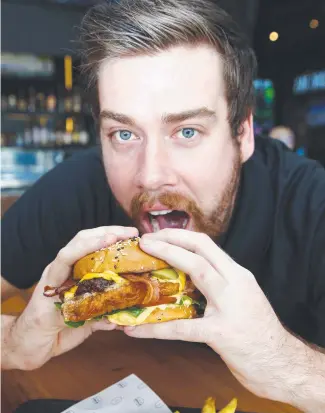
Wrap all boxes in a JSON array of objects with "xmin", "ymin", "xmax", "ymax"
[{"xmin": 107, "ymin": 304, "xmax": 197, "ymax": 326}]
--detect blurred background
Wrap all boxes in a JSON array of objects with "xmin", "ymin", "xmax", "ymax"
[{"xmin": 1, "ymin": 0, "xmax": 325, "ymax": 210}]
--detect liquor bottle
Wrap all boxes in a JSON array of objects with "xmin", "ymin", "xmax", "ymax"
[
  {"xmin": 7, "ymin": 91, "xmax": 17, "ymax": 110},
  {"xmin": 79, "ymin": 127, "xmax": 90, "ymax": 145},
  {"xmin": 17, "ymin": 90, "xmax": 28, "ymax": 112},
  {"xmin": 72, "ymin": 87, "xmax": 82, "ymax": 113},
  {"xmin": 32, "ymin": 119, "xmax": 42, "ymax": 147},
  {"xmin": 24, "ymin": 121, "xmax": 33, "ymax": 147},
  {"xmin": 39, "ymin": 116, "xmax": 49, "ymax": 147},
  {"xmin": 1, "ymin": 133, "xmax": 7, "ymax": 147},
  {"xmin": 36, "ymin": 92, "xmax": 46, "ymax": 112},
  {"xmin": 55, "ymin": 120, "xmax": 64, "ymax": 147},
  {"xmin": 64, "ymin": 89, "xmax": 73, "ymax": 113},
  {"xmin": 63, "ymin": 117, "xmax": 73, "ymax": 145},
  {"xmin": 46, "ymin": 118, "xmax": 56, "ymax": 148},
  {"xmin": 46, "ymin": 89, "xmax": 57, "ymax": 112},
  {"xmin": 28, "ymin": 87, "xmax": 36, "ymax": 112},
  {"xmin": 16, "ymin": 133, "xmax": 24, "ymax": 147}
]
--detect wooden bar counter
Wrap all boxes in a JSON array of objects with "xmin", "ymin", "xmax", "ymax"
[{"xmin": 2, "ymin": 330, "xmax": 301, "ymax": 413}]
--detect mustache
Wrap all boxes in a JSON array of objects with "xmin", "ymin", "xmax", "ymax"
[{"xmin": 130, "ymin": 191, "xmax": 202, "ymax": 219}]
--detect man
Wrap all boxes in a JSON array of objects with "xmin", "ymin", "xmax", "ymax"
[{"xmin": 1, "ymin": 0, "xmax": 325, "ymax": 411}]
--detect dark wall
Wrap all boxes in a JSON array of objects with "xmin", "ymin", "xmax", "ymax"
[
  {"xmin": 218, "ymin": 0, "xmax": 259, "ymax": 42},
  {"xmin": 2, "ymin": 0, "xmax": 258, "ymax": 56},
  {"xmin": 1, "ymin": 2, "xmax": 84, "ymax": 56}
]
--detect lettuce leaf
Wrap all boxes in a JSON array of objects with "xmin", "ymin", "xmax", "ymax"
[
  {"xmin": 106, "ymin": 306, "xmax": 145, "ymax": 318},
  {"xmin": 64, "ymin": 320, "xmax": 85, "ymax": 328}
]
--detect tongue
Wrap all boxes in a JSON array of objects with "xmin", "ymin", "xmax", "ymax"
[{"xmin": 155, "ymin": 211, "xmax": 188, "ymax": 230}]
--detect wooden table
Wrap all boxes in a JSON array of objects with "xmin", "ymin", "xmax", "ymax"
[{"xmin": 2, "ymin": 331, "xmax": 301, "ymax": 413}]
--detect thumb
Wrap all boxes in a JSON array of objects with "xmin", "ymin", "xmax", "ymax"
[{"xmin": 42, "ymin": 233, "xmax": 118, "ymax": 287}]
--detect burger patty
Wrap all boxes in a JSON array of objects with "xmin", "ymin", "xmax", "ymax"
[
  {"xmin": 62, "ymin": 281, "xmax": 149, "ymax": 321},
  {"xmin": 73, "ymin": 277, "xmax": 184, "ymax": 298},
  {"xmin": 75, "ymin": 278, "xmax": 115, "ymax": 296},
  {"xmin": 72, "ymin": 276, "xmax": 192, "ymax": 298}
]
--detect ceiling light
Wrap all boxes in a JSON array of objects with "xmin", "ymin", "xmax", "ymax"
[
  {"xmin": 309, "ymin": 19, "xmax": 319, "ymax": 29},
  {"xmin": 269, "ymin": 32, "xmax": 279, "ymax": 42}
]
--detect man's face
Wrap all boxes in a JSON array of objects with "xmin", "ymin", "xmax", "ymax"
[{"xmin": 98, "ymin": 45, "xmax": 251, "ymax": 238}]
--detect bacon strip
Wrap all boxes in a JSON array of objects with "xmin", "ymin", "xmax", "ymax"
[
  {"xmin": 122, "ymin": 273, "xmax": 160, "ymax": 306},
  {"xmin": 138, "ymin": 295, "xmax": 177, "ymax": 308},
  {"xmin": 43, "ymin": 278, "xmax": 76, "ymax": 298}
]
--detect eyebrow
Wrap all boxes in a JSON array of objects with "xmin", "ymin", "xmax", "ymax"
[
  {"xmin": 99, "ymin": 107, "xmax": 216, "ymax": 127},
  {"xmin": 162, "ymin": 107, "xmax": 216, "ymax": 123}
]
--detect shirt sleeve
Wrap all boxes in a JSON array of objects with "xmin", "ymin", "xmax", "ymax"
[{"xmin": 1, "ymin": 148, "xmax": 111, "ymax": 289}]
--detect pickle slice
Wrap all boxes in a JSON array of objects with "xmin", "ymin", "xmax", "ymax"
[{"xmin": 151, "ymin": 268, "xmax": 179, "ymax": 280}]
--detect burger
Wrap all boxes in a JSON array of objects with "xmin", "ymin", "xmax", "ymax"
[{"xmin": 43, "ymin": 237, "xmax": 205, "ymax": 327}]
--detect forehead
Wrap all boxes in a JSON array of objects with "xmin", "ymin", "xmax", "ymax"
[{"xmin": 98, "ymin": 45, "xmax": 226, "ymax": 117}]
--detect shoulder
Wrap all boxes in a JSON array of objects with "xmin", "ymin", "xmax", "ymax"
[
  {"xmin": 20, "ymin": 146, "xmax": 108, "ymax": 204},
  {"xmin": 255, "ymin": 135, "xmax": 325, "ymax": 283},
  {"xmin": 2, "ymin": 146, "xmax": 112, "ymax": 229},
  {"xmin": 44, "ymin": 146, "xmax": 106, "ymax": 186},
  {"xmin": 254, "ymin": 136, "xmax": 325, "ymax": 202}
]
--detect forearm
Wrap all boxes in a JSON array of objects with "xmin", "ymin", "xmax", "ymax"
[
  {"xmin": 1, "ymin": 315, "xmax": 19, "ymax": 370},
  {"xmin": 276, "ymin": 332, "xmax": 325, "ymax": 413}
]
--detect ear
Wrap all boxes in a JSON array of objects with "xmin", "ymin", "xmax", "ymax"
[{"xmin": 237, "ymin": 113, "xmax": 255, "ymax": 163}]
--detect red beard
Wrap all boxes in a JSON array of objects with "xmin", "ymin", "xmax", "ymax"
[{"xmin": 130, "ymin": 148, "xmax": 241, "ymax": 239}]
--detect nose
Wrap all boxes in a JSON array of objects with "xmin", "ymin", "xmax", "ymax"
[{"xmin": 134, "ymin": 140, "xmax": 178, "ymax": 191}]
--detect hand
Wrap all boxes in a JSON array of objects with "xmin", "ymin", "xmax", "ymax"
[
  {"xmin": 124, "ymin": 229, "xmax": 291, "ymax": 401},
  {"xmin": 4, "ymin": 226, "xmax": 138, "ymax": 370}
]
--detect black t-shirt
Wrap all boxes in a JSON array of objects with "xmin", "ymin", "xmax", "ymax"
[{"xmin": 2, "ymin": 137, "xmax": 325, "ymax": 347}]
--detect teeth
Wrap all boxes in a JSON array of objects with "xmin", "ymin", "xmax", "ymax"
[
  {"xmin": 149, "ymin": 210, "xmax": 173, "ymax": 216},
  {"xmin": 182, "ymin": 219, "xmax": 189, "ymax": 229}
]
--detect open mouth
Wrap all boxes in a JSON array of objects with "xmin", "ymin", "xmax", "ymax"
[{"xmin": 144, "ymin": 210, "xmax": 190, "ymax": 233}]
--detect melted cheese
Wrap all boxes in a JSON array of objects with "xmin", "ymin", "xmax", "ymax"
[
  {"xmin": 106, "ymin": 295, "xmax": 194, "ymax": 326},
  {"xmin": 64, "ymin": 285, "xmax": 78, "ymax": 300},
  {"xmin": 80, "ymin": 271, "xmax": 125, "ymax": 284},
  {"xmin": 64, "ymin": 271, "xmax": 125, "ymax": 299},
  {"xmin": 175, "ymin": 269, "xmax": 186, "ymax": 292}
]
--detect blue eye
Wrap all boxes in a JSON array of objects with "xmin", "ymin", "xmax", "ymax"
[
  {"xmin": 178, "ymin": 128, "xmax": 197, "ymax": 139},
  {"xmin": 118, "ymin": 130, "xmax": 133, "ymax": 141}
]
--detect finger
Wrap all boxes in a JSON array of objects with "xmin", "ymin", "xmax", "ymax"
[
  {"xmin": 63, "ymin": 226, "xmax": 138, "ymax": 263},
  {"xmin": 43, "ymin": 226, "xmax": 138, "ymax": 286},
  {"xmin": 53, "ymin": 320, "xmax": 117, "ymax": 357},
  {"xmin": 124, "ymin": 319, "xmax": 207, "ymax": 343},
  {"xmin": 90, "ymin": 320, "xmax": 117, "ymax": 332},
  {"xmin": 41, "ymin": 233, "xmax": 117, "ymax": 286},
  {"xmin": 139, "ymin": 238, "xmax": 227, "ymax": 298},
  {"xmin": 142, "ymin": 229, "xmax": 237, "ymax": 278},
  {"xmin": 69, "ymin": 226, "xmax": 139, "ymax": 241}
]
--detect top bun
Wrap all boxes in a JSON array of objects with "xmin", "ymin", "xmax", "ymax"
[{"xmin": 73, "ymin": 237, "xmax": 169, "ymax": 280}]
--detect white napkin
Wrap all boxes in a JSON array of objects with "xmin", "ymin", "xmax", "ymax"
[{"xmin": 61, "ymin": 374, "xmax": 173, "ymax": 413}]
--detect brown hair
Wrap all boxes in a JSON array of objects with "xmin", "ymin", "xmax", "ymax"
[{"xmin": 79, "ymin": 0, "xmax": 257, "ymax": 137}]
